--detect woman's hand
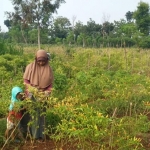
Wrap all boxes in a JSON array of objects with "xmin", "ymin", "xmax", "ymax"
[
  {"xmin": 44, "ymin": 91, "xmax": 50, "ymax": 97},
  {"xmin": 28, "ymin": 92, "xmax": 33, "ymax": 99}
]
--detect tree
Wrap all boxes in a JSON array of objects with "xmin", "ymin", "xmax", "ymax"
[
  {"xmin": 86, "ymin": 18, "xmax": 102, "ymax": 36},
  {"xmin": 86, "ymin": 18, "xmax": 102, "ymax": 47},
  {"xmin": 71, "ymin": 15, "xmax": 77, "ymax": 43},
  {"xmin": 121, "ymin": 22, "xmax": 137, "ymax": 38},
  {"xmin": 112, "ymin": 19, "xmax": 127, "ymax": 37},
  {"xmin": 9, "ymin": 26, "xmax": 23, "ymax": 43},
  {"xmin": 66, "ymin": 31, "xmax": 74, "ymax": 45},
  {"xmin": 74, "ymin": 21, "xmax": 84, "ymax": 37},
  {"xmin": 4, "ymin": 20, "xmax": 12, "ymax": 29},
  {"xmin": 6, "ymin": 0, "xmax": 65, "ymax": 48},
  {"xmin": 74, "ymin": 21, "xmax": 88, "ymax": 47},
  {"xmin": 101, "ymin": 21, "xmax": 114, "ymax": 38},
  {"xmin": 133, "ymin": 2, "xmax": 150, "ymax": 36},
  {"xmin": 125, "ymin": 11, "xmax": 133, "ymax": 22},
  {"xmin": 52, "ymin": 16, "xmax": 71, "ymax": 39}
]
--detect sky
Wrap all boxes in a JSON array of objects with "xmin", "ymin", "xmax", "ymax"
[{"xmin": 0, "ymin": 0, "xmax": 150, "ymax": 32}]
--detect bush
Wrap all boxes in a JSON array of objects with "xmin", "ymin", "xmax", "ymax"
[
  {"xmin": 139, "ymin": 36, "xmax": 150, "ymax": 48},
  {"xmin": 0, "ymin": 118, "xmax": 6, "ymax": 146},
  {"xmin": 46, "ymin": 111, "xmax": 61, "ymax": 134}
]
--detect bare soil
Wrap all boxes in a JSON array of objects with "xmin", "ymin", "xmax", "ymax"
[
  {"xmin": 2, "ymin": 139, "xmax": 77, "ymax": 150},
  {"xmin": 2, "ymin": 136, "xmax": 150, "ymax": 150}
]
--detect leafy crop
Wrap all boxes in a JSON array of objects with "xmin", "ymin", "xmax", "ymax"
[{"xmin": 0, "ymin": 46, "xmax": 150, "ymax": 149}]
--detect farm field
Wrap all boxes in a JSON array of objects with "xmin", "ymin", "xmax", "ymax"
[{"xmin": 1, "ymin": 45, "xmax": 150, "ymax": 149}]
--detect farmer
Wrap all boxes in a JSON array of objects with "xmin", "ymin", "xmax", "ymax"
[
  {"xmin": 23, "ymin": 49, "xmax": 54, "ymax": 142},
  {"xmin": 5, "ymin": 86, "xmax": 25, "ymax": 141}
]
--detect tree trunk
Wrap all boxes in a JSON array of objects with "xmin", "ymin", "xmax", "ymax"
[
  {"xmin": 38, "ymin": 25, "xmax": 41, "ymax": 50},
  {"xmin": 20, "ymin": 24, "xmax": 27, "ymax": 44},
  {"xmin": 82, "ymin": 38, "xmax": 85, "ymax": 47}
]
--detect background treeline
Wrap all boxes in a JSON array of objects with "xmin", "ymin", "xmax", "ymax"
[{"xmin": 0, "ymin": 1, "xmax": 150, "ymax": 48}]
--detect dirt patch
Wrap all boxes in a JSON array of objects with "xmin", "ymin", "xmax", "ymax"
[
  {"xmin": 2, "ymin": 134, "xmax": 150, "ymax": 150},
  {"xmin": 136, "ymin": 133, "xmax": 150, "ymax": 150},
  {"xmin": 2, "ymin": 139, "xmax": 78, "ymax": 150},
  {"xmin": 21, "ymin": 140, "xmax": 57, "ymax": 150}
]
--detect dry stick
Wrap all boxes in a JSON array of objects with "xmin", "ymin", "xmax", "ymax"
[
  {"xmin": 140, "ymin": 50, "xmax": 143, "ymax": 73},
  {"xmin": 109, "ymin": 107, "xmax": 117, "ymax": 150},
  {"xmin": 1, "ymin": 113, "xmax": 25, "ymax": 150},
  {"xmin": 131, "ymin": 50, "xmax": 134, "ymax": 73},
  {"xmin": 112, "ymin": 107, "xmax": 117, "ymax": 118},
  {"xmin": 129, "ymin": 102, "xmax": 132, "ymax": 116},
  {"xmin": 146, "ymin": 49, "xmax": 150, "ymax": 76},
  {"xmin": 20, "ymin": 24, "xmax": 27, "ymax": 44},
  {"xmin": 25, "ymin": 120, "xmax": 34, "ymax": 144},
  {"xmin": 124, "ymin": 47, "xmax": 128, "ymax": 70},
  {"xmin": 107, "ymin": 48, "xmax": 111, "ymax": 70},
  {"xmin": 128, "ymin": 102, "xmax": 133, "ymax": 137},
  {"xmin": 87, "ymin": 52, "xmax": 90, "ymax": 69},
  {"xmin": 125, "ymin": 106, "xmax": 129, "ymax": 116}
]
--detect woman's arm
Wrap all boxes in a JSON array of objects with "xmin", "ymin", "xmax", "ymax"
[{"xmin": 24, "ymin": 79, "xmax": 32, "ymax": 98}]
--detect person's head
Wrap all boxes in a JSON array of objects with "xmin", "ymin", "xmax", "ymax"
[
  {"xmin": 16, "ymin": 92, "xmax": 25, "ymax": 101},
  {"xmin": 11, "ymin": 86, "xmax": 25, "ymax": 101},
  {"xmin": 35, "ymin": 49, "xmax": 48, "ymax": 66}
]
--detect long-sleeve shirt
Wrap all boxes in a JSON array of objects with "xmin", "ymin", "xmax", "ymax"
[{"xmin": 24, "ymin": 79, "xmax": 53, "ymax": 95}]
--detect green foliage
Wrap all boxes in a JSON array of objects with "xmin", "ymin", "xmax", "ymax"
[
  {"xmin": 53, "ymin": 72, "xmax": 68, "ymax": 99},
  {"xmin": 46, "ymin": 111, "xmax": 61, "ymax": 133},
  {"xmin": 2, "ymin": 1, "xmax": 150, "ymax": 48},
  {"xmin": 7, "ymin": 0, "xmax": 66, "ymax": 47},
  {"xmin": 135, "ymin": 115, "xmax": 150, "ymax": 133},
  {"xmin": 51, "ymin": 105, "xmax": 144, "ymax": 149},
  {"xmin": 0, "ymin": 119, "xmax": 6, "ymax": 135},
  {"xmin": 125, "ymin": 11, "xmax": 133, "ymax": 22},
  {"xmin": 0, "ymin": 118, "xmax": 6, "ymax": 146},
  {"xmin": 0, "ymin": 101, "xmax": 9, "ymax": 118},
  {"xmin": 139, "ymin": 36, "xmax": 150, "ymax": 48},
  {"xmin": 52, "ymin": 16, "xmax": 71, "ymax": 40},
  {"xmin": 0, "ymin": 46, "xmax": 150, "ymax": 149},
  {"xmin": 0, "ymin": 40, "xmax": 23, "ymax": 55},
  {"xmin": 28, "ymin": 29, "xmax": 38, "ymax": 44},
  {"xmin": 64, "ymin": 47, "xmax": 75, "ymax": 56},
  {"xmin": 133, "ymin": 1, "xmax": 150, "ymax": 35}
]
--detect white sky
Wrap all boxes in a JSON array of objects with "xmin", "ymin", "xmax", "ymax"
[{"xmin": 1, "ymin": 0, "xmax": 150, "ymax": 32}]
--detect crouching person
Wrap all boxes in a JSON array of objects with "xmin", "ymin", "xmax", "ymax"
[{"xmin": 5, "ymin": 86, "xmax": 26, "ymax": 142}]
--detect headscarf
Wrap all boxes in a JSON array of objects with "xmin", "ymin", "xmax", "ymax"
[
  {"xmin": 9, "ymin": 86, "xmax": 23, "ymax": 111},
  {"xmin": 23, "ymin": 49, "xmax": 53, "ymax": 89}
]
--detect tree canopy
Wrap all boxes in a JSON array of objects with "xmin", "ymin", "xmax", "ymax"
[{"xmin": 1, "ymin": 1, "xmax": 150, "ymax": 48}]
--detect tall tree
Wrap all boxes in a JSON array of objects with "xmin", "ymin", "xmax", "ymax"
[
  {"xmin": 4, "ymin": 20, "xmax": 12, "ymax": 29},
  {"xmin": 6, "ymin": 0, "xmax": 65, "ymax": 48},
  {"xmin": 86, "ymin": 18, "xmax": 102, "ymax": 36},
  {"xmin": 125, "ymin": 11, "xmax": 133, "ymax": 22},
  {"xmin": 101, "ymin": 21, "xmax": 114, "ymax": 38},
  {"xmin": 74, "ymin": 21, "xmax": 84, "ymax": 37},
  {"xmin": 121, "ymin": 22, "xmax": 137, "ymax": 38},
  {"xmin": 74, "ymin": 21, "xmax": 87, "ymax": 47},
  {"xmin": 52, "ymin": 16, "xmax": 71, "ymax": 39},
  {"xmin": 133, "ymin": 2, "xmax": 150, "ymax": 36}
]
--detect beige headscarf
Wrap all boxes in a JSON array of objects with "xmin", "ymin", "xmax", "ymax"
[{"xmin": 23, "ymin": 50, "xmax": 53, "ymax": 89}]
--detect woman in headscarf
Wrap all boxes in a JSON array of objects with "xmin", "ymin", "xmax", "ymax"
[{"xmin": 23, "ymin": 49, "xmax": 54, "ymax": 142}]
